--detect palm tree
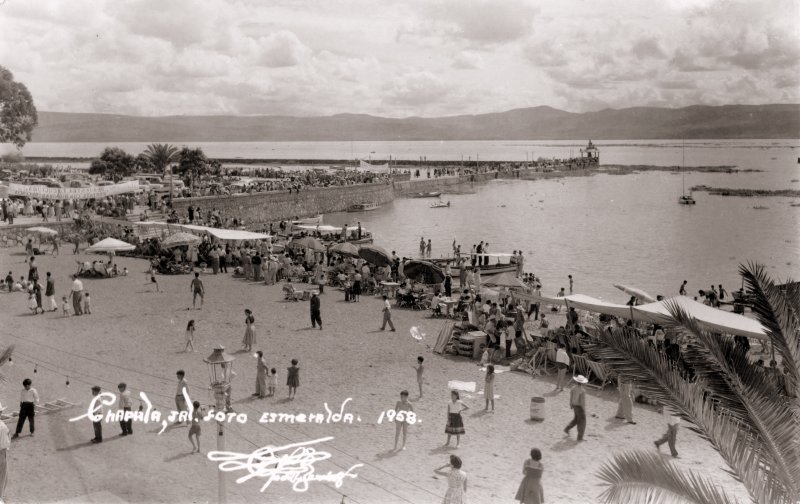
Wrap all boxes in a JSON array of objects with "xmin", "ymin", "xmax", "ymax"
[
  {"xmin": 589, "ymin": 262, "xmax": 799, "ymax": 504},
  {"xmin": 142, "ymin": 143, "xmax": 178, "ymax": 174}
]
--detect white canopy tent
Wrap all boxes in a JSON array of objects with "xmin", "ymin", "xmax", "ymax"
[
  {"xmin": 516, "ymin": 292, "xmax": 768, "ymax": 340},
  {"xmin": 132, "ymin": 222, "xmax": 270, "ymax": 242}
]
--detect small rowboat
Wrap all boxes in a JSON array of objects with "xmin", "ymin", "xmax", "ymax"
[
  {"xmin": 412, "ymin": 191, "xmax": 442, "ymax": 198},
  {"xmin": 430, "ymin": 201, "xmax": 450, "ymax": 208}
]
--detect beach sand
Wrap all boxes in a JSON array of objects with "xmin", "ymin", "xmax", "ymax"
[{"xmin": 0, "ymin": 247, "xmax": 749, "ymax": 503}]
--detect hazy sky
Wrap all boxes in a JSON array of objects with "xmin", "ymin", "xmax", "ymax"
[{"xmin": 1, "ymin": 0, "xmax": 798, "ymax": 117}]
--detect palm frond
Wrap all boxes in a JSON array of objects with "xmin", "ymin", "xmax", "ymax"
[
  {"xmin": 597, "ymin": 451, "xmax": 738, "ymax": 504},
  {"xmin": 739, "ymin": 262, "xmax": 800, "ymax": 396},
  {"xmin": 667, "ymin": 303, "xmax": 800, "ymax": 498},
  {"xmin": 587, "ymin": 328, "xmax": 794, "ymax": 503}
]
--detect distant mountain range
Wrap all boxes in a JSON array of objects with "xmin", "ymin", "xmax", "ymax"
[{"xmin": 30, "ymin": 104, "xmax": 799, "ymax": 142}]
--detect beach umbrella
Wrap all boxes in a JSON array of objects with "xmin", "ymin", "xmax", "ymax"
[
  {"xmin": 329, "ymin": 242, "xmax": 360, "ymax": 257},
  {"xmin": 85, "ymin": 237, "xmax": 136, "ymax": 254},
  {"xmin": 289, "ymin": 236, "xmax": 325, "ymax": 251},
  {"xmin": 613, "ymin": 283, "xmax": 657, "ymax": 303},
  {"xmin": 358, "ymin": 244, "xmax": 391, "ymax": 267},
  {"xmin": 403, "ymin": 260, "xmax": 445, "ymax": 284},
  {"xmin": 26, "ymin": 227, "xmax": 59, "ymax": 235},
  {"xmin": 162, "ymin": 232, "xmax": 202, "ymax": 249},
  {"xmin": 483, "ymin": 271, "xmax": 527, "ymax": 289}
]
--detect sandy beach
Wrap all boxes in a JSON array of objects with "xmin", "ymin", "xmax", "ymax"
[{"xmin": 0, "ymin": 245, "xmax": 751, "ymax": 504}]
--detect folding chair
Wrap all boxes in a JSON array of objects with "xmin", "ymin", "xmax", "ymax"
[{"xmin": 585, "ymin": 360, "xmax": 613, "ymax": 390}]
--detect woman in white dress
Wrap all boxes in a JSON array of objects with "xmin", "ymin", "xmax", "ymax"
[{"xmin": 434, "ymin": 455, "xmax": 467, "ymax": 504}]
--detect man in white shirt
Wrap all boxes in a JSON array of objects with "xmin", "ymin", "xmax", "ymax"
[
  {"xmin": 70, "ymin": 274, "xmax": 84, "ymax": 315},
  {"xmin": 379, "ymin": 295, "xmax": 396, "ymax": 331},
  {"xmin": 654, "ymin": 407, "xmax": 681, "ymax": 457},
  {"xmin": 0, "ymin": 401, "xmax": 9, "ymax": 502},
  {"xmin": 118, "ymin": 383, "xmax": 133, "ymax": 436},
  {"xmin": 555, "ymin": 344, "xmax": 571, "ymax": 392},
  {"xmin": 13, "ymin": 379, "xmax": 39, "ymax": 439}
]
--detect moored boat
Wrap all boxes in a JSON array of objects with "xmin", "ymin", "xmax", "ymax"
[
  {"xmin": 432, "ymin": 253, "xmax": 518, "ymax": 276},
  {"xmin": 347, "ymin": 202, "xmax": 380, "ymax": 212},
  {"xmin": 430, "ymin": 200, "xmax": 450, "ymax": 208},
  {"xmin": 412, "ymin": 191, "xmax": 442, "ymax": 198},
  {"xmin": 291, "ymin": 214, "xmax": 323, "ymax": 225}
]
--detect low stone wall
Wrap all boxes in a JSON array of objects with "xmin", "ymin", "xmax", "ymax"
[
  {"xmin": 393, "ymin": 171, "xmax": 499, "ymax": 195},
  {"xmin": 171, "ymin": 181, "xmax": 395, "ymax": 224}
]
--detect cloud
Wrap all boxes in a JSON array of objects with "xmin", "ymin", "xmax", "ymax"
[
  {"xmin": 384, "ymin": 71, "xmax": 450, "ymax": 107},
  {"xmin": 631, "ymin": 38, "xmax": 667, "ymax": 60},
  {"xmin": 256, "ymin": 31, "xmax": 311, "ymax": 68},
  {"xmin": 452, "ymin": 51, "xmax": 483, "ymax": 69},
  {"xmin": 398, "ymin": 0, "xmax": 539, "ymax": 46}
]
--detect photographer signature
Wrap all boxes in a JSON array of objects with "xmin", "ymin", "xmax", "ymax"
[{"xmin": 208, "ymin": 436, "xmax": 363, "ymax": 493}]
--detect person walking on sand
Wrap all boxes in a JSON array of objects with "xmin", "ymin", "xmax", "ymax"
[
  {"xmin": 654, "ymin": 406, "xmax": 681, "ymax": 458},
  {"xmin": 174, "ymin": 370, "xmax": 190, "ymax": 425},
  {"xmin": 554, "ymin": 343, "xmax": 570, "ymax": 392},
  {"xmin": 45, "ymin": 272, "xmax": 57, "ymax": 312},
  {"xmin": 434, "ymin": 455, "xmax": 467, "ymax": 504},
  {"xmin": 414, "ymin": 356, "xmax": 424, "ymax": 397},
  {"xmin": 188, "ymin": 400, "xmax": 202, "ymax": 453},
  {"xmin": 444, "ymin": 391, "xmax": 468, "ymax": 447},
  {"xmin": 393, "ymin": 390, "xmax": 414, "ymax": 451},
  {"xmin": 484, "ymin": 365, "xmax": 496, "ymax": 411},
  {"xmin": 13, "ymin": 379, "xmax": 39, "ymax": 439},
  {"xmin": 615, "ymin": 377, "xmax": 636, "ymax": 424},
  {"xmin": 118, "ymin": 383, "xmax": 133, "ymax": 436},
  {"xmin": 190, "ymin": 272, "xmax": 204, "ymax": 309},
  {"xmin": 310, "ymin": 293, "xmax": 322, "ymax": 330},
  {"xmin": 564, "ymin": 375, "xmax": 588, "ymax": 442},
  {"xmin": 70, "ymin": 274, "xmax": 83, "ymax": 315},
  {"xmin": 242, "ymin": 309, "xmax": 256, "ymax": 352},
  {"xmin": 185, "ymin": 320, "xmax": 196, "ymax": 352},
  {"xmin": 419, "ymin": 237, "xmax": 425, "ymax": 257},
  {"xmin": 90, "ymin": 385, "xmax": 103, "ymax": 443},
  {"xmin": 515, "ymin": 448, "xmax": 544, "ymax": 504},
  {"xmin": 426, "ymin": 239, "xmax": 432, "ymax": 258},
  {"xmin": 380, "ymin": 295, "xmax": 396, "ymax": 331},
  {"xmin": 253, "ymin": 351, "xmax": 268, "ymax": 399},
  {"xmin": 286, "ymin": 359, "xmax": 299, "ymax": 399},
  {"xmin": 0, "ymin": 401, "xmax": 9, "ymax": 503}
]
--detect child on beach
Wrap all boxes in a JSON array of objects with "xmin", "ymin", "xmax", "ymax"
[
  {"xmin": 268, "ymin": 368, "xmax": 277, "ymax": 397},
  {"xmin": 188, "ymin": 400, "xmax": 202, "ymax": 453},
  {"xmin": 27, "ymin": 290, "xmax": 38, "ymax": 314},
  {"xmin": 393, "ymin": 390, "xmax": 414, "ymax": 451},
  {"xmin": 62, "ymin": 296, "xmax": 70, "ymax": 316},
  {"xmin": 146, "ymin": 261, "xmax": 160, "ymax": 293},
  {"xmin": 287, "ymin": 359, "xmax": 299, "ymax": 399},
  {"xmin": 479, "ymin": 345, "xmax": 490, "ymax": 366},
  {"xmin": 83, "ymin": 292, "xmax": 91, "ymax": 314},
  {"xmin": 484, "ymin": 365, "xmax": 495, "ymax": 412},
  {"xmin": 414, "ymin": 356, "xmax": 424, "ymax": 397},
  {"xmin": 185, "ymin": 320, "xmax": 196, "ymax": 352}
]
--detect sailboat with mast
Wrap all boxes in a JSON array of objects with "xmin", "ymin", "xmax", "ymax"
[{"xmin": 678, "ymin": 140, "xmax": 696, "ymax": 205}]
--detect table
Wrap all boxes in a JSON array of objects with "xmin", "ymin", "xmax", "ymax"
[
  {"xmin": 380, "ymin": 281, "xmax": 401, "ymax": 297},
  {"xmin": 440, "ymin": 297, "xmax": 459, "ymax": 317}
]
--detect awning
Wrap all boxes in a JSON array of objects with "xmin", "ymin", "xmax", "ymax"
[
  {"xmin": 133, "ymin": 222, "xmax": 270, "ymax": 241},
  {"xmin": 632, "ymin": 296, "xmax": 767, "ymax": 340},
  {"xmin": 564, "ymin": 294, "xmax": 636, "ymax": 319}
]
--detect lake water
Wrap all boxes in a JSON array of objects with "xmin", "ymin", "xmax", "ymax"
[{"xmin": 9, "ymin": 139, "xmax": 800, "ymax": 300}]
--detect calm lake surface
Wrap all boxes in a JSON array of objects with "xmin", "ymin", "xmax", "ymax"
[{"xmin": 13, "ymin": 139, "xmax": 800, "ymax": 300}]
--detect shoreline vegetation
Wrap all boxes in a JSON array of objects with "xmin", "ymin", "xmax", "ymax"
[{"xmin": 690, "ymin": 185, "xmax": 800, "ymax": 198}]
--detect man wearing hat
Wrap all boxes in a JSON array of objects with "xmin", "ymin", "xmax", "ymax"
[
  {"xmin": 90, "ymin": 386, "xmax": 103, "ymax": 443},
  {"xmin": 564, "ymin": 375, "xmax": 588, "ymax": 441},
  {"xmin": 0, "ymin": 401, "xmax": 9, "ymax": 502}
]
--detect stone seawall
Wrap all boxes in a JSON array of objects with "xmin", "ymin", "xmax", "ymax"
[
  {"xmin": 393, "ymin": 171, "xmax": 500, "ymax": 195},
  {"xmin": 171, "ymin": 181, "xmax": 395, "ymax": 224}
]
